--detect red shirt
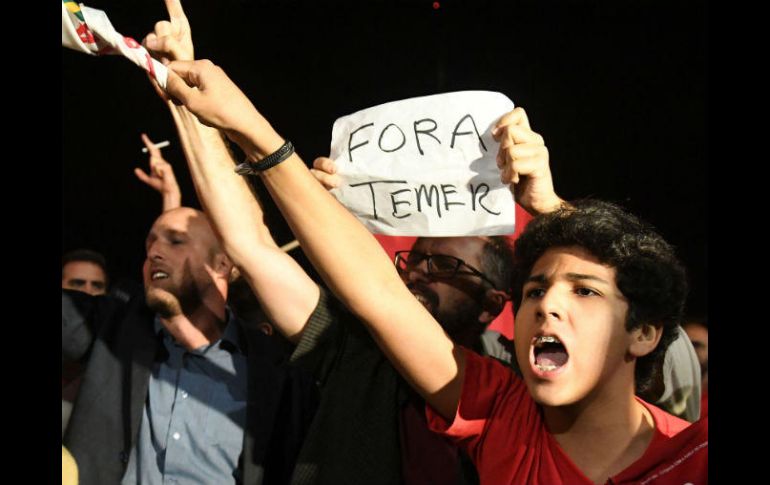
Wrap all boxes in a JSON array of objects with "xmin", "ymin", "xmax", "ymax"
[{"xmin": 426, "ymin": 349, "xmax": 708, "ymax": 484}]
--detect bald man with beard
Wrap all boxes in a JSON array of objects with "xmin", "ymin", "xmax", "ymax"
[{"xmin": 62, "ymin": 207, "xmax": 318, "ymax": 485}]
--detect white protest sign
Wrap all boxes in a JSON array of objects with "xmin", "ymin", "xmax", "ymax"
[{"xmin": 329, "ymin": 91, "xmax": 515, "ymax": 236}]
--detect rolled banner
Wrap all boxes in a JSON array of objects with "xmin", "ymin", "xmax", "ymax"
[{"xmin": 61, "ymin": 1, "xmax": 168, "ymax": 89}]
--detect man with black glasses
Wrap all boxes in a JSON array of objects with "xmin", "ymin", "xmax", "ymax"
[{"xmin": 394, "ymin": 237, "xmax": 517, "ymax": 364}]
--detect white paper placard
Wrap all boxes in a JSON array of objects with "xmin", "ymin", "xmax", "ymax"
[{"xmin": 329, "ymin": 91, "xmax": 515, "ymax": 236}]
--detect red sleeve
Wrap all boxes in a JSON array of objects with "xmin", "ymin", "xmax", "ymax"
[{"xmin": 425, "ymin": 348, "xmax": 533, "ymax": 455}]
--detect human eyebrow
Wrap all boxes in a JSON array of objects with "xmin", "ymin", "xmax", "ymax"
[
  {"xmin": 524, "ymin": 274, "xmax": 548, "ymax": 285},
  {"xmin": 564, "ymin": 273, "xmax": 611, "ymax": 285},
  {"xmin": 166, "ymin": 229, "xmax": 189, "ymax": 241}
]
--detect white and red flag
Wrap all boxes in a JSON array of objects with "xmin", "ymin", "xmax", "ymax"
[{"xmin": 61, "ymin": 1, "xmax": 168, "ymax": 88}]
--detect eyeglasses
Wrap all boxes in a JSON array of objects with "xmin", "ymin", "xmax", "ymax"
[{"xmin": 394, "ymin": 250, "xmax": 499, "ymax": 290}]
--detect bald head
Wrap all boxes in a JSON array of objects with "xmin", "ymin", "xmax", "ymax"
[{"xmin": 153, "ymin": 207, "xmax": 222, "ymax": 254}]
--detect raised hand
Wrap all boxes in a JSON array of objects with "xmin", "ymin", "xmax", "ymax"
[
  {"xmin": 143, "ymin": 0, "xmax": 194, "ymax": 62},
  {"xmin": 492, "ymin": 107, "xmax": 564, "ymax": 215},
  {"xmin": 134, "ymin": 133, "xmax": 182, "ymax": 211},
  {"xmin": 310, "ymin": 157, "xmax": 341, "ymax": 190}
]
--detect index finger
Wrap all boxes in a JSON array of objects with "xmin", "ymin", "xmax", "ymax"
[
  {"xmin": 165, "ymin": 0, "xmax": 187, "ymax": 20},
  {"xmin": 495, "ymin": 107, "xmax": 532, "ymax": 132},
  {"xmin": 141, "ymin": 133, "xmax": 161, "ymax": 157}
]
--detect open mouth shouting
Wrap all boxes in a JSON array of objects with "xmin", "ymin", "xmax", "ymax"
[
  {"xmin": 531, "ymin": 335, "xmax": 569, "ymax": 376},
  {"xmin": 408, "ymin": 284, "xmax": 438, "ymax": 315},
  {"xmin": 146, "ymin": 264, "xmax": 172, "ymax": 285},
  {"xmin": 151, "ymin": 271, "xmax": 169, "ymax": 281}
]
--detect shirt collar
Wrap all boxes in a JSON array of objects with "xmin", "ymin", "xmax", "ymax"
[{"xmin": 154, "ymin": 308, "xmax": 245, "ymax": 354}]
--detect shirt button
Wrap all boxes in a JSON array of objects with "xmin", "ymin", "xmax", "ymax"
[
  {"xmin": 172, "ymin": 432, "xmax": 181, "ymax": 441},
  {"xmin": 181, "ymin": 391, "xmax": 188, "ymax": 399}
]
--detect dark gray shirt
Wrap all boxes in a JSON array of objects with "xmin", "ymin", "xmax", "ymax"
[{"xmin": 122, "ymin": 314, "xmax": 248, "ymax": 484}]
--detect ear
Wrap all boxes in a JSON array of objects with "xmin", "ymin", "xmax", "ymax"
[
  {"xmin": 228, "ymin": 265, "xmax": 242, "ymax": 283},
  {"xmin": 212, "ymin": 252, "xmax": 233, "ymax": 278},
  {"xmin": 478, "ymin": 288, "xmax": 512, "ymax": 325},
  {"xmin": 628, "ymin": 322, "xmax": 663, "ymax": 358}
]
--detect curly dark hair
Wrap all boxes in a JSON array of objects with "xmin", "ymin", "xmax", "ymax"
[{"xmin": 510, "ymin": 199, "xmax": 687, "ymax": 394}]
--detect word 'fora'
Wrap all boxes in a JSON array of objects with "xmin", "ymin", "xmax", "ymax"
[{"xmin": 346, "ymin": 114, "xmax": 487, "ymax": 162}]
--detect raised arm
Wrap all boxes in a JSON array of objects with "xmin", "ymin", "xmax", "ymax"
[
  {"xmin": 144, "ymin": 1, "xmax": 319, "ymax": 343},
  {"xmin": 134, "ymin": 133, "xmax": 182, "ymax": 211},
  {"xmin": 168, "ymin": 105, "xmax": 319, "ymax": 342},
  {"xmin": 162, "ymin": 60, "xmax": 463, "ymax": 417}
]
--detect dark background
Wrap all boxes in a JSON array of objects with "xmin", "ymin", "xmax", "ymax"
[{"xmin": 62, "ymin": 0, "xmax": 707, "ymax": 317}]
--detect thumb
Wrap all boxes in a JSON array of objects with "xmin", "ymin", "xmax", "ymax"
[{"xmin": 163, "ymin": 67, "xmax": 196, "ymax": 106}]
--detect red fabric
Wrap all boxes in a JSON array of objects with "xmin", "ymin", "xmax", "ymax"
[
  {"xmin": 426, "ymin": 349, "xmax": 708, "ymax": 485},
  {"xmin": 373, "ymin": 203, "xmax": 533, "ymax": 340},
  {"xmin": 700, "ymin": 390, "xmax": 708, "ymax": 417}
]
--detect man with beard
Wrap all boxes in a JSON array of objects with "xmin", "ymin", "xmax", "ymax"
[{"xmin": 62, "ymin": 207, "xmax": 317, "ymax": 485}]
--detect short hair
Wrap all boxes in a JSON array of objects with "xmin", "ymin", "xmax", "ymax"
[
  {"xmin": 510, "ymin": 199, "xmax": 688, "ymax": 394},
  {"xmin": 480, "ymin": 236, "xmax": 514, "ymax": 293},
  {"xmin": 62, "ymin": 249, "xmax": 109, "ymax": 283}
]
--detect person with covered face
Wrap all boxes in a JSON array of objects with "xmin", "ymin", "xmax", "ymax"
[{"xmin": 157, "ymin": 55, "xmax": 707, "ymax": 484}]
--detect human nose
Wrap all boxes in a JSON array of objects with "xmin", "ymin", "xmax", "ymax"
[
  {"xmin": 535, "ymin": 287, "xmax": 565, "ymax": 322},
  {"xmin": 404, "ymin": 257, "xmax": 430, "ymax": 283},
  {"xmin": 146, "ymin": 240, "xmax": 165, "ymax": 261}
]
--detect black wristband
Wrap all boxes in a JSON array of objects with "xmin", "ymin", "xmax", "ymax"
[{"xmin": 234, "ymin": 140, "xmax": 294, "ymax": 175}]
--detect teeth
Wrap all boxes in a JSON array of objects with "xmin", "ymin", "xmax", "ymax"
[
  {"xmin": 535, "ymin": 335, "xmax": 561, "ymax": 348},
  {"xmin": 536, "ymin": 363, "xmax": 558, "ymax": 372},
  {"xmin": 152, "ymin": 271, "xmax": 169, "ymax": 280}
]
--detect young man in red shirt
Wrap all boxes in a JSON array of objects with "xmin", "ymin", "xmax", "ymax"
[{"xmin": 159, "ymin": 57, "xmax": 707, "ymax": 484}]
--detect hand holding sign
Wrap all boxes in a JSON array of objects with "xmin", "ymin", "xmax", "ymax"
[
  {"xmin": 492, "ymin": 108, "xmax": 563, "ymax": 216},
  {"xmin": 311, "ymin": 157, "xmax": 341, "ymax": 190}
]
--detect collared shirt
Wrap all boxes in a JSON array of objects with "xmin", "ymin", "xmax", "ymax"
[{"xmin": 122, "ymin": 312, "xmax": 249, "ymax": 484}]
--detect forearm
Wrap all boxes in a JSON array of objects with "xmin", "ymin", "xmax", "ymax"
[
  {"xmin": 258, "ymin": 153, "xmax": 464, "ymax": 418},
  {"xmin": 161, "ymin": 57, "xmax": 464, "ymax": 417},
  {"xmin": 167, "ymin": 102, "xmax": 319, "ymax": 342},
  {"xmin": 162, "ymin": 188, "xmax": 182, "ymax": 212}
]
